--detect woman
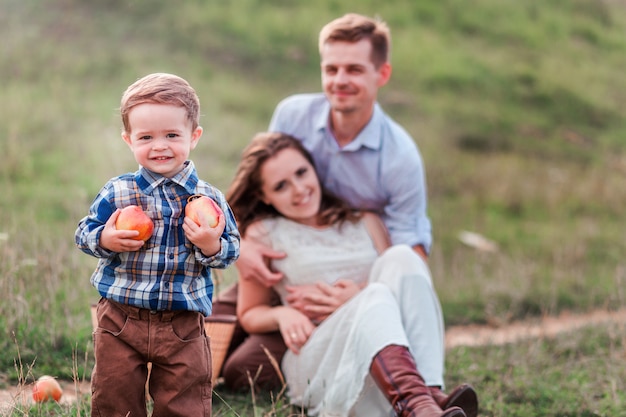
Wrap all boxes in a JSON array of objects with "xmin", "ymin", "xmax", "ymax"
[{"xmin": 225, "ymin": 132, "xmax": 476, "ymax": 417}]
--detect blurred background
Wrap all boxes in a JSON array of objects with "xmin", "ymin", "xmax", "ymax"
[{"xmin": 1, "ymin": 0, "xmax": 625, "ymax": 405}]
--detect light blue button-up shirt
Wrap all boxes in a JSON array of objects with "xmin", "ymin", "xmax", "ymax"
[{"xmin": 269, "ymin": 93, "xmax": 432, "ymax": 253}]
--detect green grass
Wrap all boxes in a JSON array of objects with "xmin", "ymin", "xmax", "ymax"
[
  {"xmin": 1, "ymin": 0, "xmax": 625, "ymax": 415},
  {"xmin": 445, "ymin": 323, "xmax": 626, "ymax": 416},
  {"xmin": 7, "ymin": 322, "xmax": 625, "ymax": 416}
]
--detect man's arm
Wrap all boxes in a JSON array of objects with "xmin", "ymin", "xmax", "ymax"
[{"xmin": 380, "ymin": 131, "xmax": 433, "ymax": 254}]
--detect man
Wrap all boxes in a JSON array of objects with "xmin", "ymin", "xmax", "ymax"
[{"xmin": 215, "ymin": 13, "xmax": 477, "ymax": 417}]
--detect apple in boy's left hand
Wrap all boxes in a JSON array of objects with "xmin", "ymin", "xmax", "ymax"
[
  {"xmin": 183, "ymin": 195, "xmax": 225, "ymax": 256},
  {"xmin": 185, "ymin": 195, "xmax": 223, "ymax": 228}
]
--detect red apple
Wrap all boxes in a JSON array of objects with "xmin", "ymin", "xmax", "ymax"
[
  {"xmin": 32, "ymin": 375, "xmax": 63, "ymax": 403},
  {"xmin": 115, "ymin": 205, "xmax": 154, "ymax": 241},
  {"xmin": 186, "ymin": 195, "xmax": 223, "ymax": 228}
]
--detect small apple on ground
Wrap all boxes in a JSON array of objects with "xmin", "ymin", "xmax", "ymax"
[
  {"xmin": 186, "ymin": 195, "xmax": 223, "ymax": 228},
  {"xmin": 115, "ymin": 205, "xmax": 154, "ymax": 241},
  {"xmin": 32, "ymin": 375, "xmax": 63, "ymax": 403}
]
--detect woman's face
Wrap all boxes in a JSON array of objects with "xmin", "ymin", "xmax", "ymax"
[{"xmin": 260, "ymin": 147, "xmax": 322, "ymax": 226}]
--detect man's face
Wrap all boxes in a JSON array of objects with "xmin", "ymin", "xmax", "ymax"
[{"xmin": 320, "ymin": 39, "xmax": 391, "ymax": 116}]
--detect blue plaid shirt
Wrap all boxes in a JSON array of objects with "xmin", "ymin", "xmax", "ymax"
[{"xmin": 75, "ymin": 161, "xmax": 240, "ymax": 316}]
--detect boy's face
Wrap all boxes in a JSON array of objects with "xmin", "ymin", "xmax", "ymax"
[{"xmin": 122, "ymin": 103, "xmax": 202, "ymax": 178}]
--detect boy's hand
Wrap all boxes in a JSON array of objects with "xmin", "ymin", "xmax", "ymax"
[
  {"xmin": 183, "ymin": 210, "xmax": 224, "ymax": 257},
  {"xmin": 100, "ymin": 209, "xmax": 146, "ymax": 253}
]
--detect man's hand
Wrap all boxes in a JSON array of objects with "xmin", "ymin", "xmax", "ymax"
[
  {"xmin": 99, "ymin": 209, "xmax": 146, "ymax": 253},
  {"xmin": 235, "ymin": 238, "xmax": 286, "ymax": 287},
  {"xmin": 285, "ymin": 279, "xmax": 362, "ymax": 322},
  {"xmin": 283, "ymin": 284, "xmax": 321, "ymax": 318}
]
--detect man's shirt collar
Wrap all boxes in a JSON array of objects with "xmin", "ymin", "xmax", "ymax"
[{"xmin": 316, "ymin": 101, "xmax": 383, "ymax": 151}]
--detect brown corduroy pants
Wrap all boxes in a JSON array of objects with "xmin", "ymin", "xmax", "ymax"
[{"xmin": 91, "ymin": 298, "xmax": 212, "ymax": 417}]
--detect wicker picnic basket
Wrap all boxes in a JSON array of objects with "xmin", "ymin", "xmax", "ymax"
[
  {"xmin": 204, "ymin": 314, "xmax": 237, "ymax": 384},
  {"xmin": 90, "ymin": 305, "xmax": 236, "ymax": 385}
]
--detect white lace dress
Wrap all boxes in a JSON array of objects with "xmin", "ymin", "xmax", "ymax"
[{"xmin": 258, "ymin": 217, "xmax": 446, "ymax": 417}]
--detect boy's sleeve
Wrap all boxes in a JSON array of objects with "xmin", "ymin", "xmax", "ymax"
[
  {"xmin": 192, "ymin": 189, "xmax": 240, "ymax": 268},
  {"xmin": 75, "ymin": 186, "xmax": 116, "ymax": 258}
]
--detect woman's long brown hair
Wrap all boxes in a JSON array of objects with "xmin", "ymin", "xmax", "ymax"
[{"xmin": 226, "ymin": 132, "xmax": 361, "ymax": 237}]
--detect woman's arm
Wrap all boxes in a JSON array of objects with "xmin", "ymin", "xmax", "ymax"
[
  {"xmin": 236, "ymin": 222, "xmax": 281, "ymax": 332},
  {"xmin": 361, "ymin": 211, "xmax": 391, "ymax": 254},
  {"xmin": 236, "ymin": 267, "xmax": 277, "ymax": 333},
  {"xmin": 236, "ymin": 221, "xmax": 315, "ymax": 353},
  {"xmin": 363, "ymin": 211, "xmax": 427, "ymax": 260}
]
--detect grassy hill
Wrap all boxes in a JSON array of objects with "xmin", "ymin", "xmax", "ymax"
[{"xmin": 1, "ymin": 0, "xmax": 625, "ymax": 414}]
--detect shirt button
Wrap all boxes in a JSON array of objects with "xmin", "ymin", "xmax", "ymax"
[{"xmin": 169, "ymin": 252, "xmax": 174, "ymax": 259}]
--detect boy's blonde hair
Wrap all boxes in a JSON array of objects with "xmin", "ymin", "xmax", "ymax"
[
  {"xmin": 318, "ymin": 13, "xmax": 391, "ymax": 68},
  {"xmin": 120, "ymin": 73, "xmax": 201, "ymax": 134}
]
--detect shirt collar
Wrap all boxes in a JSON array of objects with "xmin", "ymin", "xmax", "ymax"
[
  {"xmin": 135, "ymin": 160, "xmax": 199, "ymax": 195},
  {"xmin": 316, "ymin": 101, "xmax": 383, "ymax": 151}
]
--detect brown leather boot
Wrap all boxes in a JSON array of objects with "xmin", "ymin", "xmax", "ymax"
[
  {"xmin": 370, "ymin": 345, "xmax": 466, "ymax": 417},
  {"xmin": 429, "ymin": 384, "xmax": 478, "ymax": 417}
]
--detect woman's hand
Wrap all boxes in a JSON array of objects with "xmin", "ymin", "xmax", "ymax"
[
  {"xmin": 286, "ymin": 279, "xmax": 362, "ymax": 322},
  {"xmin": 276, "ymin": 306, "xmax": 315, "ymax": 354},
  {"xmin": 284, "ymin": 284, "xmax": 321, "ymax": 319}
]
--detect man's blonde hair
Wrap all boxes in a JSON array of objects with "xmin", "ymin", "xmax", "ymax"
[
  {"xmin": 120, "ymin": 73, "xmax": 200, "ymax": 134},
  {"xmin": 318, "ymin": 13, "xmax": 391, "ymax": 68}
]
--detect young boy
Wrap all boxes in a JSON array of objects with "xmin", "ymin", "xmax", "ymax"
[{"xmin": 75, "ymin": 72, "xmax": 240, "ymax": 417}]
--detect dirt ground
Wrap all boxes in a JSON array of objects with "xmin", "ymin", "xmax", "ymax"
[
  {"xmin": 0, "ymin": 379, "xmax": 91, "ymax": 415},
  {"xmin": 2, "ymin": 307, "xmax": 625, "ymax": 413},
  {"xmin": 445, "ymin": 307, "xmax": 626, "ymax": 348}
]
